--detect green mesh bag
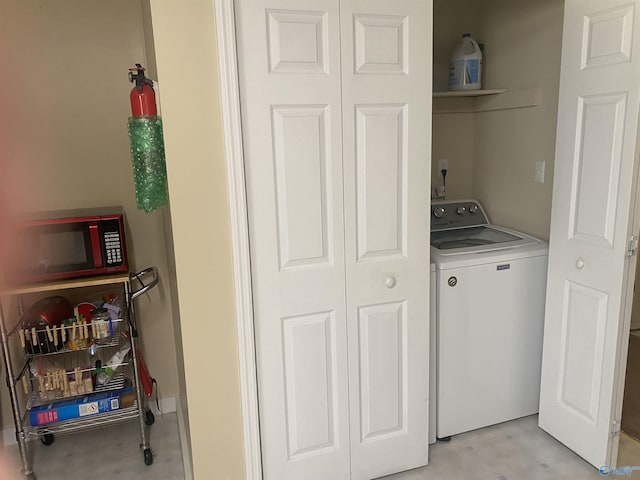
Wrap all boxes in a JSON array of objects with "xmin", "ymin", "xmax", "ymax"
[{"xmin": 127, "ymin": 116, "xmax": 168, "ymax": 213}]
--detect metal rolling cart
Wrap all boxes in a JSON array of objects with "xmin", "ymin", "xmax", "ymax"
[{"xmin": 0, "ymin": 267, "xmax": 158, "ymax": 479}]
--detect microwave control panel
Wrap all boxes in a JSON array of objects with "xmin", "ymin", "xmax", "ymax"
[{"xmin": 101, "ymin": 220, "xmax": 124, "ymax": 267}]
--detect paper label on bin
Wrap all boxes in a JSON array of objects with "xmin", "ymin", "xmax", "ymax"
[{"xmin": 79, "ymin": 401, "xmax": 99, "ymax": 416}]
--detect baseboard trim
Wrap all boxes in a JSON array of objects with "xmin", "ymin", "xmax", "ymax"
[
  {"xmin": 176, "ymin": 394, "xmax": 194, "ymax": 480},
  {"xmin": 2, "ymin": 427, "xmax": 15, "ymax": 447},
  {"xmin": 150, "ymin": 395, "xmax": 177, "ymax": 415},
  {"xmin": 2, "ymin": 395, "xmax": 178, "ymax": 447}
]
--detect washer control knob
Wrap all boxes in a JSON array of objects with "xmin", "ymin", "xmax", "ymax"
[
  {"xmin": 456, "ymin": 206, "xmax": 467, "ymax": 215},
  {"xmin": 468, "ymin": 205, "xmax": 479, "ymax": 214},
  {"xmin": 433, "ymin": 206, "xmax": 445, "ymax": 219}
]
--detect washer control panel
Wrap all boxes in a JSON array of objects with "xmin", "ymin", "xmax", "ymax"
[{"xmin": 431, "ymin": 200, "xmax": 489, "ymax": 231}]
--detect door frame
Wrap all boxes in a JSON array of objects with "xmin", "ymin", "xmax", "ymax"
[
  {"xmin": 610, "ymin": 113, "xmax": 640, "ymax": 463},
  {"xmin": 214, "ymin": 0, "xmax": 263, "ymax": 478}
]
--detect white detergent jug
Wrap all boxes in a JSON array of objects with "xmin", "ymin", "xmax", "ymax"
[{"xmin": 448, "ymin": 33, "xmax": 482, "ymax": 91}]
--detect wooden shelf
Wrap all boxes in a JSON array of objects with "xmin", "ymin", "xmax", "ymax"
[
  {"xmin": 433, "ymin": 89, "xmax": 507, "ymax": 98},
  {"xmin": 0, "ymin": 273, "xmax": 131, "ymax": 296},
  {"xmin": 433, "ymin": 87, "xmax": 541, "ymax": 114}
]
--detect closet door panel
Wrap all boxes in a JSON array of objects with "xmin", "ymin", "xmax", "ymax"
[
  {"xmin": 355, "ymin": 104, "xmax": 407, "ymax": 260},
  {"xmin": 340, "ymin": 1, "xmax": 432, "ymax": 479},
  {"xmin": 272, "ymin": 105, "xmax": 332, "ymax": 269},
  {"xmin": 358, "ymin": 301, "xmax": 407, "ymax": 440},
  {"xmin": 282, "ymin": 311, "xmax": 339, "ymax": 456},
  {"xmin": 235, "ymin": 1, "xmax": 350, "ymax": 479}
]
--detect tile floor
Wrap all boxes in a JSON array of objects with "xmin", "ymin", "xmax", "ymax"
[
  {"xmin": 1, "ymin": 413, "xmax": 639, "ymax": 479},
  {"xmin": 383, "ymin": 415, "xmax": 639, "ymax": 480},
  {"xmin": 0, "ymin": 412, "xmax": 184, "ymax": 480},
  {"xmin": 618, "ymin": 432, "xmax": 640, "ymax": 471}
]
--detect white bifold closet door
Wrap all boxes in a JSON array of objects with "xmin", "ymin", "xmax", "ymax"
[
  {"xmin": 339, "ymin": 1, "xmax": 431, "ymax": 478},
  {"xmin": 539, "ymin": 0, "xmax": 640, "ymax": 469},
  {"xmin": 235, "ymin": 0, "xmax": 431, "ymax": 478}
]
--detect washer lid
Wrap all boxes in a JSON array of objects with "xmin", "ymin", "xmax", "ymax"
[{"xmin": 431, "ymin": 225, "xmax": 539, "ymax": 255}]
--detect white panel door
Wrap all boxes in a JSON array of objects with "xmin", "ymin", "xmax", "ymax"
[
  {"xmin": 539, "ymin": 0, "xmax": 640, "ymax": 468},
  {"xmin": 235, "ymin": 2, "xmax": 350, "ymax": 479},
  {"xmin": 340, "ymin": 1, "xmax": 432, "ymax": 478}
]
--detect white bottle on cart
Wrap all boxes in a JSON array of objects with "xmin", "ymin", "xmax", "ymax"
[{"xmin": 448, "ymin": 33, "xmax": 483, "ymax": 91}]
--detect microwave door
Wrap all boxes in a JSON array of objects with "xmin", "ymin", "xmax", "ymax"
[
  {"xmin": 20, "ymin": 222, "xmax": 98, "ymax": 277},
  {"xmin": 89, "ymin": 223, "xmax": 103, "ymax": 269}
]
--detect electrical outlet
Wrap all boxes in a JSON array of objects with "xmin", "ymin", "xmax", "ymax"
[
  {"xmin": 534, "ymin": 161, "xmax": 545, "ymax": 183},
  {"xmin": 439, "ymin": 159, "xmax": 448, "ymax": 172}
]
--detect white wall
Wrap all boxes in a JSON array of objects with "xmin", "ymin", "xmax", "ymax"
[
  {"xmin": 431, "ymin": 0, "xmax": 482, "ymax": 200},
  {"xmin": 148, "ymin": 1, "xmax": 246, "ymax": 479},
  {"xmin": 431, "ymin": 111, "xmax": 475, "ymax": 200},
  {"xmin": 433, "ymin": 0, "xmax": 483, "ymax": 93},
  {"xmin": 140, "ymin": 1, "xmax": 193, "ymax": 473},
  {"xmin": 0, "ymin": 0, "xmax": 179, "ymax": 431},
  {"xmin": 473, "ymin": 0, "xmax": 564, "ymax": 239},
  {"xmin": 431, "ymin": 0, "xmax": 564, "ymax": 238}
]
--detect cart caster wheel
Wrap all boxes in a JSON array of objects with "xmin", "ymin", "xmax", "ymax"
[
  {"xmin": 145, "ymin": 410, "xmax": 155, "ymax": 426},
  {"xmin": 143, "ymin": 447, "xmax": 153, "ymax": 466},
  {"xmin": 40, "ymin": 433, "xmax": 54, "ymax": 446}
]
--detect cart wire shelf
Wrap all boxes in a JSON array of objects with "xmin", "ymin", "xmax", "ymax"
[
  {"xmin": 23, "ymin": 402, "xmax": 140, "ymax": 439},
  {"xmin": 20, "ymin": 319, "xmax": 125, "ymax": 358},
  {"xmin": 26, "ymin": 372, "xmax": 130, "ymax": 410}
]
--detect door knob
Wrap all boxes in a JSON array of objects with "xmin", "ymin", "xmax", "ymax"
[
  {"xmin": 385, "ymin": 277, "xmax": 397, "ymax": 288},
  {"xmin": 576, "ymin": 259, "xmax": 585, "ymax": 270}
]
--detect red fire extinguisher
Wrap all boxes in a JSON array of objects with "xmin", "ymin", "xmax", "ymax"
[
  {"xmin": 128, "ymin": 64, "xmax": 157, "ymax": 117},
  {"xmin": 126, "ymin": 63, "xmax": 168, "ymax": 213}
]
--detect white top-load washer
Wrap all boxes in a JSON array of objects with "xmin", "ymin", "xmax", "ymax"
[{"xmin": 431, "ymin": 199, "xmax": 549, "ymax": 439}]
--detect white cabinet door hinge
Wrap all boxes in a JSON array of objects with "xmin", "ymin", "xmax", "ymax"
[
  {"xmin": 628, "ymin": 235, "xmax": 638, "ymax": 257},
  {"xmin": 610, "ymin": 419, "xmax": 621, "ymax": 438}
]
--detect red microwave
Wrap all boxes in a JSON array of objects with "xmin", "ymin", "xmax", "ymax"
[{"xmin": 6, "ymin": 207, "xmax": 129, "ymax": 284}]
